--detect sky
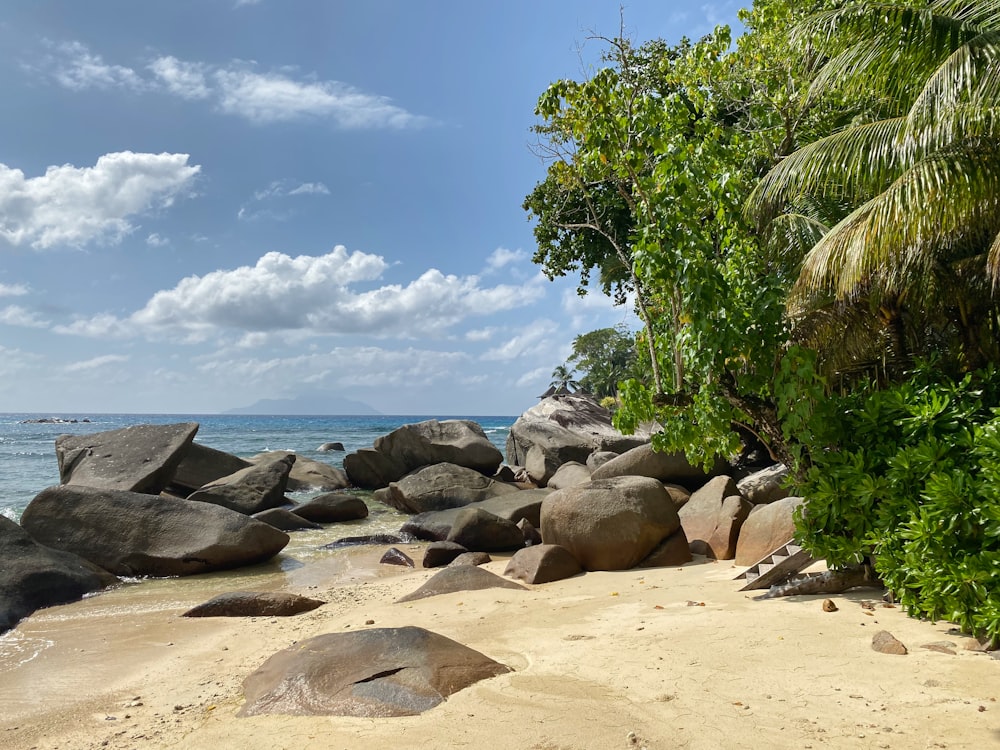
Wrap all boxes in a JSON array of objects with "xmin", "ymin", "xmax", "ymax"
[{"xmin": 0, "ymin": 0, "xmax": 744, "ymax": 416}]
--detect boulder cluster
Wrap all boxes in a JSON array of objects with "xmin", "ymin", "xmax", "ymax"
[{"xmin": 2, "ymin": 392, "xmax": 800, "ymax": 716}]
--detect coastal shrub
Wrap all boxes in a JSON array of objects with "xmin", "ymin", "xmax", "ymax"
[{"xmin": 794, "ymin": 364, "xmax": 1000, "ymax": 647}]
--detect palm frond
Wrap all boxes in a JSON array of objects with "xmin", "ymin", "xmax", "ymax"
[{"xmin": 749, "ymin": 117, "xmax": 907, "ymax": 220}]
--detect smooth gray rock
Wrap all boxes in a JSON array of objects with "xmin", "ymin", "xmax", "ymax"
[
  {"xmin": 238, "ymin": 627, "xmax": 511, "ymax": 717},
  {"xmin": 399, "ymin": 489, "xmax": 548, "ymax": 541},
  {"xmin": 590, "ymin": 443, "xmax": 729, "ymax": 488},
  {"xmin": 0, "ymin": 516, "xmax": 117, "ymax": 634},
  {"xmin": 250, "ymin": 450, "xmax": 349, "ymax": 491},
  {"xmin": 737, "ymin": 463, "xmax": 791, "ymax": 505},
  {"xmin": 317, "ymin": 442, "xmax": 345, "ymax": 452},
  {"xmin": 252, "ymin": 507, "xmax": 322, "ymax": 531},
  {"xmin": 677, "ymin": 476, "xmax": 751, "ymax": 560},
  {"xmin": 446, "ymin": 508, "xmax": 524, "ymax": 552},
  {"xmin": 540, "ymin": 476, "xmax": 680, "ymax": 571},
  {"xmin": 187, "ymin": 454, "xmax": 295, "ymax": 515},
  {"xmin": 546, "ymin": 461, "xmax": 592, "ymax": 490},
  {"xmin": 422, "ymin": 541, "xmax": 468, "ymax": 568},
  {"xmin": 380, "ymin": 547, "xmax": 415, "ymax": 567},
  {"xmin": 447, "ymin": 551, "xmax": 492, "ymax": 568},
  {"xmin": 55, "ymin": 422, "xmax": 199, "ymax": 494},
  {"xmin": 291, "ymin": 493, "xmax": 369, "ymax": 523},
  {"xmin": 169, "ymin": 442, "xmax": 252, "ymax": 496},
  {"xmin": 637, "ymin": 528, "xmax": 693, "ymax": 568},
  {"xmin": 20, "ymin": 485, "xmax": 289, "ymax": 577},
  {"xmin": 343, "ymin": 448, "xmax": 408, "ymax": 489},
  {"xmin": 383, "ymin": 463, "xmax": 519, "ymax": 515},
  {"xmin": 374, "ymin": 419, "xmax": 503, "ymax": 476}
]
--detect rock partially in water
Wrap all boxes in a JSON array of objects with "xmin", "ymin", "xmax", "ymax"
[{"xmin": 183, "ymin": 591, "xmax": 324, "ymax": 618}]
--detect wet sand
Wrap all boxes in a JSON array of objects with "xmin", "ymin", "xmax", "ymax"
[{"xmin": 2, "ymin": 549, "xmax": 998, "ymax": 750}]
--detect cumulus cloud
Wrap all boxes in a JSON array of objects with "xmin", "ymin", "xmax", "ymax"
[
  {"xmin": 485, "ymin": 247, "xmax": 527, "ymax": 271},
  {"xmin": 38, "ymin": 41, "xmax": 429, "ymax": 129},
  {"xmin": 480, "ymin": 319, "xmax": 561, "ymax": 362},
  {"xmin": 56, "ymin": 246, "xmax": 546, "ymax": 342},
  {"xmin": 0, "ymin": 283, "xmax": 29, "ymax": 297},
  {"xmin": 0, "ymin": 305, "xmax": 49, "ymax": 328},
  {"xmin": 0, "ymin": 152, "xmax": 200, "ymax": 249}
]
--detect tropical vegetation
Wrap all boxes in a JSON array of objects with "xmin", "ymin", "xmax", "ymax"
[{"xmin": 526, "ymin": 0, "xmax": 1000, "ymax": 645}]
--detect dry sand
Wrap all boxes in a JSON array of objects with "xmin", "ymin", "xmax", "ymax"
[{"xmin": 1, "ymin": 545, "xmax": 997, "ymax": 750}]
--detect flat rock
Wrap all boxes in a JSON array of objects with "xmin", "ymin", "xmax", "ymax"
[
  {"xmin": 55, "ymin": 422, "xmax": 199, "ymax": 494},
  {"xmin": 397, "ymin": 565, "xmax": 526, "ymax": 602},
  {"xmin": 182, "ymin": 591, "xmax": 325, "ymax": 617},
  {"xmin": 239, "ymin": 627, "xmax": 511, "ymax": 717},
  {"xmin": 292, "ymin": 493, "xmax": 369, "ymax": 523}
]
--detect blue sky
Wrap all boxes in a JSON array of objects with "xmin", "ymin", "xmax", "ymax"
[{"xmin": 0, "ymin": 0, "xmax": 743, "ymax": 415}]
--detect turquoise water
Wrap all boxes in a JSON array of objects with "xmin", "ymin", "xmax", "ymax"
[{"xmin": 0, "ymin": 413, "xmax": 516, "ymax": 523}]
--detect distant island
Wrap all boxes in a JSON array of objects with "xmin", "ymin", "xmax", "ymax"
[{"xmin": 223, "ymin": 395, "xmax": 381, "ymax": 416}]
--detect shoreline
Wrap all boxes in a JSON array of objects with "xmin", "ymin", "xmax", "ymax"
[{"xmin": 2, "ymin": 548, "xmax": 997, "ymax": 750}]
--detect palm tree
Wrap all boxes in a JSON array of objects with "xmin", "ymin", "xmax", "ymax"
[
  {"xmin": 549, "ymin": 364, "xmax": 580, "ymax": 393},
  {"xmin": 751, "ymin": 0, "xmax": 1000, "ymax": 376}
]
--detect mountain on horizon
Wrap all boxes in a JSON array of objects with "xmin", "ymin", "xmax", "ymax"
[{"xmin": 223, "ymin": 395, "xmax": 381, "ymax": 416}]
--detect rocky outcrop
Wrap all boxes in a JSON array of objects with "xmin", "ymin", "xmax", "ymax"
[
  {"xmin": 397, "ymin": 565, "xmax": 526, "ymax": 602},
  {"xmin": 187, "ymin": 454, "xmax": 295, "ymax": 515},
  {"xmin": 0, "ymin": 516, "xmax": 117, "ymax": 634},
  {"xmin": 249, "ymin": 450, "xmax": 349, "ymax": 491},
  {"xmin": 55, "ymin": 422, "xmax": 199, "ymax": 494},
  {"xmin": 238, "ymin": 627, "xmax": 511, "ymax": 717},
  {"xmin": 445, "ymin": 508, "xmax": 524, "ymax": 552},
  {"xmin": 506, "ymin": 419, "xmax": 595, "ymax": 487},
  {"xmin": 252, "ymin": 508, "xmax": 321, "ymax": 531},
  {"xmin": 590, "ymin": 443, "xmax": 729, "ymax": 488},
  {"xmin": 546, "ymin": 461, "xmax": 592, "ymax": 490},
  {"xmin": 182, "ymin": 591, "xmax": 325, "ymax": 617},
  {"xmin": 20, "ymin": 485, "xmax": 289, "ymax": 577},
  {"xmin": 291, "ymin": 493, "xmax": 369, "ymax": 523},
  {"xmin": 734, "ymin": 496, "xmax": 804, "ymax": 565},
  {"xmin": 677, "ymin": 476, "xmax": 752, "ymax": 560},
  {"xmin": 382, "ymin": 463, "xmax": 519, "ymax": 515},
  {"xmin": 540, "ymin": 476, "xmax": 680, "ymax": 571},
  {"xmin": 343, "ymin": 420, "xmax": 503, "ymax": 489},
  {"xmin": 504, "ymin": 544, "xmax": 583, "ymax": 584}
]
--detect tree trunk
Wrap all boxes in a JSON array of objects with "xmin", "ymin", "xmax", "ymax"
[{"xmin": 761, "ymin": 563, "xmax": 881, "ymax": 599}]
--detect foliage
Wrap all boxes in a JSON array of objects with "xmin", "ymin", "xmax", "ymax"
[
  {"xmin": 566, "ymin": 325, "xmax": 637, "ymax": 398},
  {"xmin": 794, "ymin": 364, "xmax": 1000, "ymax": 646},
  {"xmin": 548, "ymin": 364, "xmax": 580, "ymax": 392}
]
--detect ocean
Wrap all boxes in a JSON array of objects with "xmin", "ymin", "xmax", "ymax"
[{"xmin": 0, "ymin": 413, "xmax": 517, "ymax": 523}]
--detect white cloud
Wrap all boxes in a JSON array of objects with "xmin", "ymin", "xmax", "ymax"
[
  {"xmin": 42, "ymin": 40, "xmax": 146, "ymax": 91},
  {"xmin": 0, "ymin": 305, "xmax": 48, "ymax": 328},
  {"xmin": 146, "ymin": 233, "xmax": 168, "ymax": 247},
  {"xmin": 65, "ymin": 354, "xmax": 130, "ymax": 372},
  {"xmin": 0, "ymin": 152, "xmax": 200, "ymax": 249},
  {"xmin": 56, "ymin": 246, "xmax": 546, "ymax": 342},
  {"xmin": 485, "ymin": 247, "xmax": 527, "ymax": 271},
  {"xmin": 37, "ymin": 41, "xmax": 430, "ymax": 129},
  {"xmin": 288, "ymin": 182, "xmax": 329, "ymax": 196},
  {"xmin": 465, "ymin": 327, "xmax": 496, "ymax": 342},
  {"xmin": 515, "ymin": 365, "xmax": 550, "ymax": 388},
  {"xmin": 0, "ymin": 283, "xmax": 29, "ymax": 297},
  {"xmin": 148, "ymin": 56, "xmax": 210, "ymax": 99},
  {"xmin": 480, "ymin": 318, "xmax": 561, "ymax": 362}
]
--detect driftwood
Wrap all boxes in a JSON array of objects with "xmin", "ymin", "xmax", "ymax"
[{"xmin": 760, "ymin": 563, "xmax": 882, "ymax": 599}]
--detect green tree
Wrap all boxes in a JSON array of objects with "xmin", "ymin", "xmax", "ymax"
[
  {"xmin": 566, "ymin": 325, "xmax": 637, "ymax": 398},
  {"xmin": 549, "ymin": 364, "xmax": 580, "ymax": 392}
]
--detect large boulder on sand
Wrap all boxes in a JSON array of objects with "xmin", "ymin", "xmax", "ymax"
[
  {"xmin": 397, "ymin": 565, "xmax": 526, "ymax": 602},
  {"xmin": 382, "ymin": 463, "xmax": 519, "ymax": 514},
  {"xmin": 590, "ymin": 443, "xmax": 729, "ymax": 488},
  {"xmin": 540, "ymin": 476, "xmax": 680, "ymax": 571},
  {"xmin": 182, "ymin": 591, "xmax": 325, "ymax": 618},
  {"xmin": 249, "ymin": 450, "xmax": 349, "ymax": 491},
  {"xmin": 238, "ymin": 627, "xmax": 511, "ymax": 717},
  {"xmin": 187, "ymin": 454, "xmax": 295, "ymax": 514},
  {"xmin": 734, "ymin": 496, "xmax": 804, "ymax": 565},
  {"xmin": 678, "ymin": 475, "xmax": 752, "ymax": 560},
  {"xmin": 0, "ymin": 516, "xmax": 118, "ymax": 634},
  {"xmin": 504, "ymin": 543, "xmax": 583, "ymax": 584},
  {"xmin": 55, "ymin": 422, "xmax": 199, "ymax": 494},
  {"xmin": 20, "ymin": 485, "xmax": 289, "ymax": 577},
  {"xmin": 446, "ymin": 507, "xmax": 524, "ymax": 552},
  {"xmin": 375, "ymin": 419, "xmax": 503, "ymax": 475}
]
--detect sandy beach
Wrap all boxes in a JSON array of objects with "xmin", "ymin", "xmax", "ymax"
[{"xmin": 1, "ymin": 544, "xmax": 997, "ymax": 750}]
